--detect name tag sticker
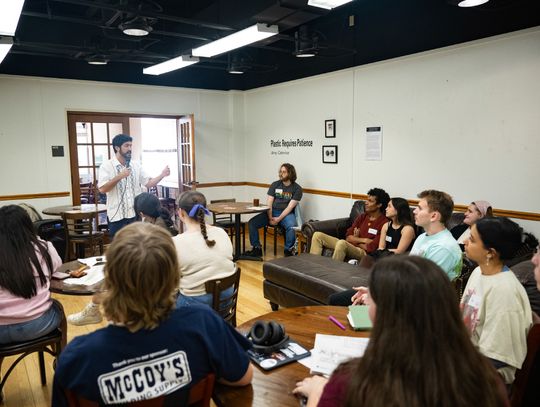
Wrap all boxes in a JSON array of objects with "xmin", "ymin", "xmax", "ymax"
[
  {"xmin": 468, "ymin": 294, "xmax": 481, "ymax": 309},
  {"xmin": 385, "ymin": 236, "xmax": 392, "ymax": 242},
  {"xmin": 275, "ymin": 189, "xmax": 283, "ymax": 194},
  {"xmin": 368, "ymin": 228, "xmax": 378, "ymax": 235}
]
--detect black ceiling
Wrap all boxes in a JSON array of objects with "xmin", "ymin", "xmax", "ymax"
[{"xmin": 1, "ymin": 0, "xmax": 539, "ymax": 91}]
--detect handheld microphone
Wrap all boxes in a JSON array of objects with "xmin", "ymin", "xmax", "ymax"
[{"xmin": 125, "ymin": 158, "xmax": 130, "ymax": 168}]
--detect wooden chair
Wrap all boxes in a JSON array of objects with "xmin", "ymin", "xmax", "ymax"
[
  {"xmin": 205, "ymin": 267, "xmax": 241, "ymax": 327},
  {"xmin": 264, "ymin": 204, "xmax": 303, "ymax": 256},
  {"xmin": 62, "ymin": 211, "xmax": 104, "ymax": 261},
  {"xmin": 210, "ymin": 199, "xmax": 246, "ymax": 252},
  {"xmin": 79, "ymin": 182, "xmax": 96, "ymax": 204},
  {"xmin": 63, "ymin": 373, "xmax": 215, "ymax": 406},
  {"xmin": 0, "ymin": 299, "xmax": 67, "ymax": 402},
  {"xmin": 510, "ymin": 312, "xmax": 540, "ymax": 407}
]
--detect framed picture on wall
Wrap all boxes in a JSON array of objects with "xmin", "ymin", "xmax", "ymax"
[
  {"xmin": 325, "ymin": 119, "xmax": 336, "ymax": 138},
  {"xmin": 322, "ymin": 145, "xmax": 338, "ymax": 164}
]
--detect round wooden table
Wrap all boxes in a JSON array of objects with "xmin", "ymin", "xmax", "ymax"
[
  {"xmin": 213, "ymin": 306, "xmax": 369, "ymax": 407},
  {"xmin": 42, "ymin": 204, "xmax": 107, "ymax": 216},
  {"xmin": 207, "ymin": 202, "xmax": 269, "ymax": 260}
]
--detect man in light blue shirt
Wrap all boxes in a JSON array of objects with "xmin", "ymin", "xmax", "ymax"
[{"xmin": 410, "ymin": 190, "xmax": 462, "ymax": 279}]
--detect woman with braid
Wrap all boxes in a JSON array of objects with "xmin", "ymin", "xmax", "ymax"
[{"xmin": 174, "ymin": 191, "xmax": 236, "ymax": 307}]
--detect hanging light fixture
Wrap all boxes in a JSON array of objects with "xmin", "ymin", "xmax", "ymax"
[
  {"xmin": 293, "ymin": 26, "xmax": 319, "ymax": 58},
  {"xmin": 143, "ymin": 55, "xmax": 199, "ymax": 75},
  {"xmin": 0, "ymin": 36, "xmax": 13, "ymax": 64},
  {"xmin": 119, "ymin": 16, "xmax": 153, "ymax": 36},
  {"xmin": 192, "ymin": 23, "xmax": 278, "ymax": 58},
  {"xmin": 86, "ymin": 54, "xmax": 109, "ymax": 65},
  {"xmin": 447, "ymin": 0, "xmax": 490, "ymax": 6},
  {"xmin": 227, "ymin": 53, "xmax": 248, "ymax": 74},
  {"xmin": 308, "ymin": 0, "xmax": 354, "ymax": 10},
  {"xmin": 0, "ymin": 0, "xmax": 25, "ymax": 36}
]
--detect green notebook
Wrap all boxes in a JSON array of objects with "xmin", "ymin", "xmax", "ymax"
[{"xmin": 347, "ymin": 305, "xmax": 373, "ymax": 331}]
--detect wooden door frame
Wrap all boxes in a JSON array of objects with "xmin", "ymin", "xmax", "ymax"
[
  {"xmin": 67, "ymin": 112, "xmax": 130, "ymax": 205},
  {"xmin": 67, "ymin": 111, "xmax": 194, "ymax": 204}
]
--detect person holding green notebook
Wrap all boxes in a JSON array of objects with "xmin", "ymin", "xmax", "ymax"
[{"xmin": 293, "ymin": 256, "xmax": 509, "ymax": 407}]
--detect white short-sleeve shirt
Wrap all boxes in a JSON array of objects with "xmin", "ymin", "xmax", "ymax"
[{"xmin": 98, "ymin": 156, "xmax": 150, "ymax": 222}]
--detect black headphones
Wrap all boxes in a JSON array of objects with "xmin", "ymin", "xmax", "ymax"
[{"xmin": 247, "ymin": 320, "xmax": 288, "ymax": 353}]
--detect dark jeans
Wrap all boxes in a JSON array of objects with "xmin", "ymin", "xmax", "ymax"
[
  {"xmin": 108, "ymin": 217, "xmax": 136, "ymax": 239},
  {"xmin": 327, "ymin": 289, "xmax": 356, "ymax": 306},
  {"xmin": 248, "ymin": 209, "xmax": 297, "ymax": 250}
]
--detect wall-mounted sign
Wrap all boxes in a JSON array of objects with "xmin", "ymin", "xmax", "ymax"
[
  {"xmin": 51, "ymin": 146, "xmax": 64, "ymax": 157},
  {"xmin": 365, "ymin": 127, "xmax": 382, "ymax": 161}
]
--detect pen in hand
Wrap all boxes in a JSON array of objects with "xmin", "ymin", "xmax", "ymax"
[{"xmin": 328, "ymin": 315, "xmax": 346, "ymax": 330}]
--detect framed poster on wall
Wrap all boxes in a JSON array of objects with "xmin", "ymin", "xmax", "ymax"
[
  {"xmin": 325, "ymin": 119, "xmax": 336, "ymax": 138},
  {"xmin": 322, "ymin": 145, "xmax": 338, "ymax": 164}
]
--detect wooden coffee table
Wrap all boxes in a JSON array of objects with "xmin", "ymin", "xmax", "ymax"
[{"xmin": 213, "ymin": 305, "xmax": 369, "ymax": 407}]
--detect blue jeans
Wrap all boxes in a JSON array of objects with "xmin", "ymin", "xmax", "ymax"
[
  {"xmin": 108, "ymin": 216, "xmax": 136, "ymax": 239},
  {"xmin": 0, "ymin": 301, "xmax": 62, "ymax": 344},
  {"xmin": 176, "ymin": 286, "xmax": 234, "ymax": 309},
  {"xmin": 248, "ymin": 209, "xmax": 297, "ymax": 251}
]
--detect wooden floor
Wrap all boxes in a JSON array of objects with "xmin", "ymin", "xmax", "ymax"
[{"xmin": 1, "ymin": 235, "xmax": 286, "ymax": 407}]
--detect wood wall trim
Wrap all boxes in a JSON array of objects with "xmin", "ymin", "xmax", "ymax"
[
  {"xmin": 198, "ymin": 181, "xmax": 246, "ymax": 188},
  {"xmin": 0, "ymin": 192, "xmax": 70, "ymax": 201},
  {"xmin": 197, "ymin": 183, "xmax": 540, "ymax": 222},
  {"xmin": 6, "ymin": 186, "xmax": 537, "ymax": 221}
]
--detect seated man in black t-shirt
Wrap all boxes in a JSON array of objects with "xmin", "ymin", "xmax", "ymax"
[
  {"xmin": 52, "ymin": 222, "xmax": 253, "ymax": 406},
  {"xmin": 244, "ymin": 163, "xmax": 303, "ymax": 258}
]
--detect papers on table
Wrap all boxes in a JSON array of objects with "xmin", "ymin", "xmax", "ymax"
[
  {"xmin": 64, "ymin": 256, "xmax": 106, "ymax": 286},
  {"xmin": 306, "ymin": 334, "xmax": 370, "ymax": 376},
  {"xmin": 246, "ymin": 205, "xmax": 269, "ymax": 210},
  {"xmin": 78, "ymin": 256, "xmax": 106, "ymax": 267}
]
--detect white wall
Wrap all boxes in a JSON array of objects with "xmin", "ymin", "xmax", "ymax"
[
  {"xmin": 0, "ymin": 77, "xmax": 237, "ymax": 213},
  {"xmin": 243, "ymin": 27, "xmax": 540, "ymax": 236}
]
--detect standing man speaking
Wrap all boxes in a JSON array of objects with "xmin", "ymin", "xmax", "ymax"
[
  {"xmin": 98, "ymin": 134, "xmax": 170, "ymax": 238},
  {"xmin": 244, "ymin": 163, "xmax": 303, "ymax": 258}
]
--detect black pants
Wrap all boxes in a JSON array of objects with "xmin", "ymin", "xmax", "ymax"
[{"xmin": 327, "ymin": 289, "xmax": 356, "ymax": 306}]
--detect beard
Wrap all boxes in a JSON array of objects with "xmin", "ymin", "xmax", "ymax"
[{"xmin": 121, "ymin": 150, "xmax": 132, "ymax": 161}]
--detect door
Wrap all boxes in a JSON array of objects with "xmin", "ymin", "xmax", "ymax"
[
  {"xmin": 67, "ymin": 113, "xmax": 130, "ymax": 205},
  {"xmin": 177, "ymin": 114, "xmax": 197, "ymax": 192}
]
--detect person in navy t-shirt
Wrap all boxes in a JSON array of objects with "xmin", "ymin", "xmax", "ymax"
[{"xmin": 52, "ymin": 222, "xmax": 253, "ymax": 406}]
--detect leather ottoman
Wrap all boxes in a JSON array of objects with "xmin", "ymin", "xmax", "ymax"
[{"xmin": 263, "ymin": 253, "xmax": 372, "ymax": 310}]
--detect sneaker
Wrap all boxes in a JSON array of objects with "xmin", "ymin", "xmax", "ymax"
[
  {"xmin": 284, "ymin": 249, "xmax": 295, "ymax": 257},
  {"xmin": 243, "ymin": 247, "xmax": 263, "ymax": 257},
  {"xmin": 67, "ymin": 303, "xmax": 102, "ymax": 326}
]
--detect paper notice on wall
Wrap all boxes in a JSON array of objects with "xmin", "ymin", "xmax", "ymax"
[{"xmin": 365, "ymin": 126, "xmax": 382, "ymax": 161}]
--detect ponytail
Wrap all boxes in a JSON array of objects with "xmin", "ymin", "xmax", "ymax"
[{"xmin": 197, "ymin": 207, "xmax": 215, "ymax": 247}]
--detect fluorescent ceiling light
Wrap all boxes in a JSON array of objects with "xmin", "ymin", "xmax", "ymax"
[
  {"xmin": 192, "ymin": 23, "xmax": 278, "ymax": 58},
  {"xmin": 0, "ymin": 37, "xmax": 14, "ymax": 64},
  {"xmin": 457, "ymin": 0, "xmax": 489, "ymax": 6},
  {"xmin": 143, "ymin": 55, "xmax": 199, "ymax": 75},
  {"xmin": 308, "ymin": 0, "xmax": 354, "ymax": 10},
  {"xmin": 0, "ymin": 0, "xmax": 25, "ymax": 36}
]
